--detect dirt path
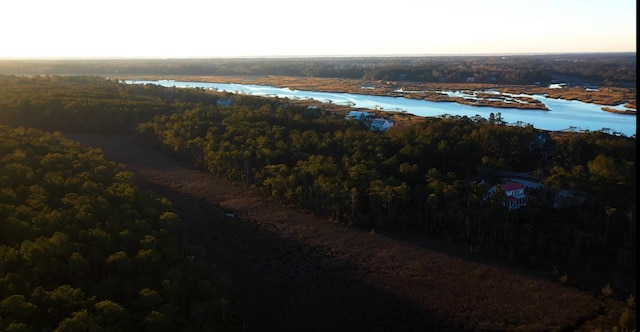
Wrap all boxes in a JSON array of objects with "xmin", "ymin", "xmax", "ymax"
[{"xmin": 67, "ymin": 134, "xmax": 602, "ymax": 332}]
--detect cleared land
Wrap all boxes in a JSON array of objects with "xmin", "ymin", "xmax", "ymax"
[{"xmin": 66, "ymin": 133, "xmax": 622, "ymax": 332}]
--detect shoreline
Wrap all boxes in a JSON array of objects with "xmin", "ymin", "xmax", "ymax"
[
  {"xmin": 601, "ymin": 106, "xmax": 637, "ymax": 115},
  {"xmin": 117, "ymin": 74, "xmax": 636, "ymax": 113}
]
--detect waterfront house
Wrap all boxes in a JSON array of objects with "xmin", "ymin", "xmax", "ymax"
[{"xmin": 369, "ymin": 118, "xmax": 393, "ymax": 132}]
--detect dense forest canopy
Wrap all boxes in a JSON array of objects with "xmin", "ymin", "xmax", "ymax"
[
  {"xmin": 0, "ymin": 53, "xmax": 636, "ymax": 87},
  {"xmin": 0, "ymin": 126, "xmax": 238, "ymax": 331},
  {"xmin": 0, "ymin": 73, "xmax": 636, "ymax": 330}
]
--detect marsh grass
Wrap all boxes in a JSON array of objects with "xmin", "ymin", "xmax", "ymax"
[{"xmin": 122, "ymin": 75, "xmax": 636, "ymax": 116}]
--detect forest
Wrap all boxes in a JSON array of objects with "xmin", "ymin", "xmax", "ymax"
[
  {"xmin": 0, "ymin": 52, "xmax": 636, "ymax": 87},
  {"xmin": 0, "ymin": 73, "xmax": 636, "ymax": 330},
  {"xmin": 0, "ymin": 125, "xmax": 239, "ymax": 331},
  {"xmin": 133, "ymin": 87, "xmax": 636, "ymax": 294}
]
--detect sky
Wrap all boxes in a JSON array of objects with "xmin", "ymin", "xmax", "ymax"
[{"xmin": 1, "ymin": 0, "xmax": 636, "ymax": 58}]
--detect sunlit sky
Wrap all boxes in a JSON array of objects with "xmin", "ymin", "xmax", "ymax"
[{"xmin": 1, "ymin": 0, "xmax": 636, "ymax": 59}]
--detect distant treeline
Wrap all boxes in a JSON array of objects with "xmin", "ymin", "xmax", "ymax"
[
  {"xmin": 0, "ymin": 53, "xmax": 636, "ymax": 86},
  {"xmin": 0, "ymin": 75, "xmax": 635, "ymax": 300},
  {"xmin": 0, "ymin": 75, "xmax": 216, "ymax": 133}
]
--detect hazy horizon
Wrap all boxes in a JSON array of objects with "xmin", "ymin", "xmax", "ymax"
[
  {"xmin": 2, "ymin": 0, "xmax": 636, "ymax": 59},
  {"xmin": 2, "ymin": 51, "xmax": 636, "ymax": 61}
]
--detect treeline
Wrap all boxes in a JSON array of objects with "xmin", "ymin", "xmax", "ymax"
[
  {"xmin": 0, "ymin": 126, "xmax": 239, "ymax": 331},
  {"xmin": 0, "ymin": 75, "xmax": 216, "ymax": 134},
  {"xmin": 0, "ymin": 52, "xmax": 635, "ymax": 86},
  {"xmin": 136, "ymin": 97, "xmax": 636, "ymax": 294}
]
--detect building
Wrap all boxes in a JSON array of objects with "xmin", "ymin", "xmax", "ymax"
[
  {"xmin": 553, "ymin": 189, "xmax": 587, "ymax": 209},
  {"xmin": 345, "ymin": 110, "xmax": 393, "ymax": 132},
  {"xmin": 345, "ymin": 111, "xmax": 369, "ymax": 121},
  {"xmin": 486, "ymin": 181, "xmax": 529, "ymax": 210},
  {"xmin": 369, "ymin": 118, "xmax": 393, "ymax": 132},
  {"xmin": 216, "ymin": 97, "xmax": 233, "ymax": 106}
]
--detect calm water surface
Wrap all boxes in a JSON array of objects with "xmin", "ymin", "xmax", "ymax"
[{"xmin": 127, "ymin": 80, "xmax": 636, "ymax": 137}]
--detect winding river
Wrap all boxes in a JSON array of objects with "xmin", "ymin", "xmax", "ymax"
[{"xmin": 127, "ymin": 79, "xmax": 636, "ymax": 137}]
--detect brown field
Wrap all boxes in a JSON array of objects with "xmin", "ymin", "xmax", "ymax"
[{"xmin": 66, "ymin": 133, "xmax": 633, "ymax": 332}]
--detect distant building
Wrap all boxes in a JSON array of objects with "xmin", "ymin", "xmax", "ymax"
[{"xmin": 553, "ymin": 189, "xmax": 587, "ymax": 209}]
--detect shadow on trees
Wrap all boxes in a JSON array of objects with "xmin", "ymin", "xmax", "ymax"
[{"xmin": 136, "ymin": 180, "xmax": 472, "ymax": 331}]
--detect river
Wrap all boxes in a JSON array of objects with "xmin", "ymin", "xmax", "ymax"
[{"xmin": 126, "ymin": 79, "xmax": 636, "ymax": 137}]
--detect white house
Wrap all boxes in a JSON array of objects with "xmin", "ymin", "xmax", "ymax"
[
  {"xmin": 345, "ymin": 111, "xmax": 393, "ymax": 132},
  {"xmin": 486, "ymin": 181, "xmax": 529, "ymax": 210},
  {"xmin": 345, "ymin": 111, "xmax": 369, "ymax": 121},
  {"xmin": 369, "ymin": 118, "xmax": 393, "ymax": 132}
]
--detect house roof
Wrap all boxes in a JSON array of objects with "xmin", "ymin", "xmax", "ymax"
[
  {"xmin": 347, "ymin": 111, "xmax": 369, "ymax": 117},
  {"xmin": 500, "ymin": 182, "xmax": 523, "ymax": 191}
]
